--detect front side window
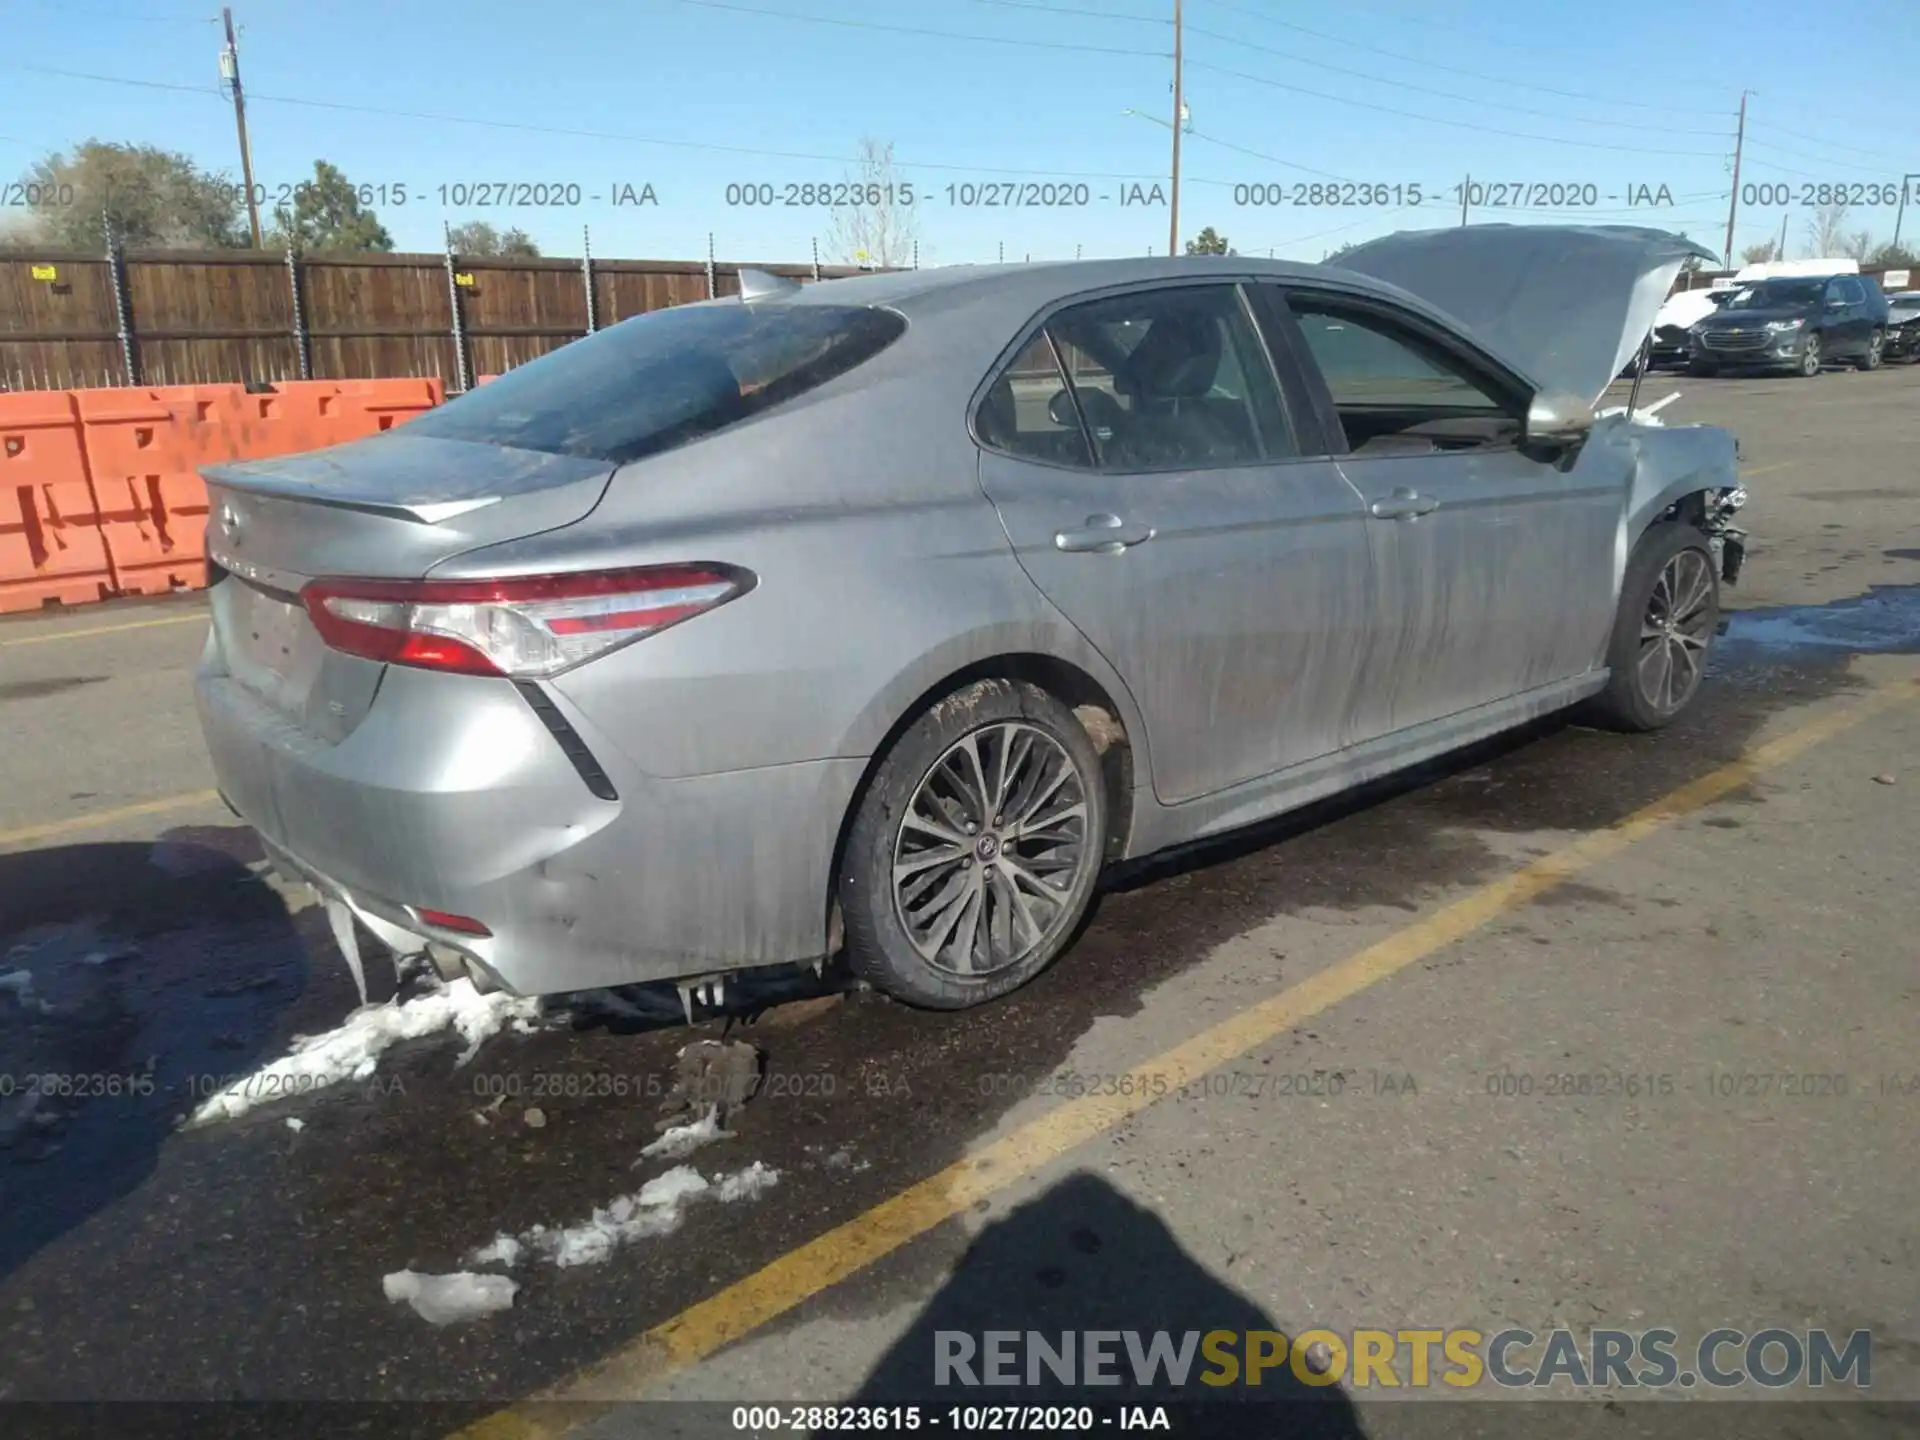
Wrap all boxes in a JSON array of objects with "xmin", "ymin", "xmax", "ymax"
[
  {"xmin": 407, "ymin": 302, "xmax": 906, "ymax": 465},
  {"xmin": 1285, "ymin": 298, "xmax": 1518, "ymax": 454},
  {"xmin": 1729, "ymin": 280, "xmax": 1823, "ymax": 309},
  {"xmin": 1040, "ymin": 285, "xmax": 1292, "ymax": 470}
]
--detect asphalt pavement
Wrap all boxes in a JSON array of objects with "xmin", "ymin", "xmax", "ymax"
[{"xmin": 1, "ymin": 365, "xmax": 1916, "ymax": 1438}]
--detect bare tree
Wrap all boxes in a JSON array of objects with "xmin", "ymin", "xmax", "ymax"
[
  {"xmin": 1740, "ymin": 239, "xmax": 1780, "ymax": 264},
  {"xmin": 1870, "ymin": 240, "xmax": 1919, "ymax": 267},
  {"xmin": 1841, "ymin": 229, "xmax": 1875, "ymax": 262},
  {"xmin": 824, "ymin": 137, "xmax": 920, "ymax": 269},
  {"xmin": 1806, "ymin": 202, "xmax": 1852, "ymax": 258}
]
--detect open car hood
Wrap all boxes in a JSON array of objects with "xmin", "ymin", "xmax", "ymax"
[{"xmin": 1333, "ymin": 224, "xmax": 1721, "ymax": 406}]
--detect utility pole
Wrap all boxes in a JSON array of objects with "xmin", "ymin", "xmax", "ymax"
[
  {"xmin": 1777, "ymin": 208, "xmax": 1789, "ymax": 262},
  {"xmin": 220, "ymin": 8, "xmax": 263, "ymax": 248},
  {"xmin": 1722, "ymin": 89, "xmax": 1749, "ymax": 268},
  {"xmin": 1168, "ymin": 0, "xmax": 1183, "ymax": 257},
  {"xmin": 1460, "ymin": 173, "xmax": 1471, "ymax": 226},
  {"xmin": 1893, "ymin": 173, "xmax": 1920, "ymax": 253}
]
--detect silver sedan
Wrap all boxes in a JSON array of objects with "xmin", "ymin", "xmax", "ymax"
[{"xmin": 195, "ymin": 225, "xmax": 1749, "ymax": 1013}]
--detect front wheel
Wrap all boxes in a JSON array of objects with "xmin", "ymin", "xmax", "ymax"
[
  {"xmin": 1798, "ymin": 333, "xmax": 1823, "ymax": 377},
  {"xmin": 1585, "ymin": 523, "xmax": 1721, "ymax": 733},
  {"xmin": 1858, "ymin": 329, "xmax": 1885, "ymax": 370},
  {"xmin": 838, "ymin": 678, "xmax": 1108, "ymax": 1010}
]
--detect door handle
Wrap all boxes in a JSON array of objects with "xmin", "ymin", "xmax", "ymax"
[
  {"xmin": 1055, "ymin": 513, "xmax": 1156, "ymax": 553},
  {"xmin": 1368, "ymin": 487, "xmax": 1441, "ymax": 521}
]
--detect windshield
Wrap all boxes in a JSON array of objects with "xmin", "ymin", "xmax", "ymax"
[
  {"xmin": 405, "ymin": 302, "xmax": 906, "ymax": 463},
  {"xmin": 1725, "ymin": 280, "xmax": 1826, "ymax": 309},
  {"xmin": 1891, "ymin": 295, "xmax": 1920, "ymax": 313}
]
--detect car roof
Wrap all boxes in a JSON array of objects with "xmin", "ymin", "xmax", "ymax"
[
  {"xmin": 780, "ymin": 255, "xmax": 1416, "ymax": 312},
  {"xmin": 756, "ymin": 255, "xmax": 1512, "ymax": 379}
]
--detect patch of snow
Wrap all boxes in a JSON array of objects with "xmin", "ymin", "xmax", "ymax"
[
  {"xmin": 715, "ymin": 1161, "xmax": 781, "ymax": 1203},
  {"xmin": 188, "ymin": 977, "xmax": 541, "ymax": 1124},
  {"xmin": 469, "ymin": 1234, "xmax": 522, "ymax": 1269},
  {"xmin": 518, "ymin": 1167, "xmax": 714, "ymax": 1270},
  {"xmin": 637, "ymin": 1165, "xmax": 710, "ymax": 1208},
  {"xmin": 285, "ymin": 1117, "xmax": 305, "ymax": 1133},
  {"xmin": 0, "ymin": 969, "xmax": 54, "ymax": 1015},
  {"xmin": 483, "ymin": 1161, "xmax": 778, "ymax": 1273},
  {"xmin": 383, "ymin": 1269, "xmax": 517, "ymax": 1326},
  {"xmin": 638, "ymin": 1105, "xmax": 731, "ymax": 1161}
]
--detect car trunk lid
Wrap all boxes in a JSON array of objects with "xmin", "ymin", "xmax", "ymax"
[{"xmin": 201, "ymin": 432, "xmax": 615, "ymax": 740}]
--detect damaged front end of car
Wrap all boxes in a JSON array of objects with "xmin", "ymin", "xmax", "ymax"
[{"xmin": 1662, "ymin": 482, "xmax": 1750, "ymax": 587}]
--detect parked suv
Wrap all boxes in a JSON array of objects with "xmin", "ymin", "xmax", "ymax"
[{"xmin": 1690, "ymin": 274, "xmax": 1889, "ymax": 377}]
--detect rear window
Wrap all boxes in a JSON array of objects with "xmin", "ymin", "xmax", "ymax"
[{"xmin": 407, "ymin": 302, "xmax": 906, "ymax": 463}]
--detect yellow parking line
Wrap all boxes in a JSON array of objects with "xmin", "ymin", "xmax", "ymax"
[
  {"xmin": 1740, "ymin": 461, "xmax": 1791, "ymax": 477},
  {"xmin": 455, "ymin": 677, "xmax": 1920, "ymax": 1439},
  {"xmin": 0, "ymin": 612, "xmax": 207, "ymax": 649},
  {"xmin": 0, "ymin": 789, "xmax": 224, "ymax": 850}
]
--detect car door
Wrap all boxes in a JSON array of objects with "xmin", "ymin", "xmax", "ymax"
[
  {"xmin": 974, "ymin": 281, "xmax": 1377, "ymax": 805},
  {"xmin": 1844, "ymin": 277, "xmax": 1877, "ymax": 355},
  {"xmin": 1254, "ymin": 284, "xmax": 1626, "ymax": 740},
  {"xmin": 1823, "ymin": 277, "xmax": 1860, "ymax": 356}
]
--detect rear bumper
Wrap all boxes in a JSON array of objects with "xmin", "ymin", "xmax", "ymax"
[{"xmin": 195, "ymin": 654, "xmax": 865, "ymax": 996}]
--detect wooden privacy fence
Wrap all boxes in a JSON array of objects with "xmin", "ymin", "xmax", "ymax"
[{"xmin": 0, "ymin": 244, "xmax": 893, "ymax": 395}]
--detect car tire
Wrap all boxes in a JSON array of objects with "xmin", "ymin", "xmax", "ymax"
[
  {"xmin": 1585, "ymin": 522, "xmax": 1721, "ymax": 733},
  {"xmin": 1858, "ymin": 328, "xmax": 1885, "ymax": 370},
  {"xmin": 1687, "ymin": 358, "xmax": 1718, "ymax": 377},
  {"xmin": 838, "ymin": 677, "xmax": 1108, "ymax": 1010},
  {"xmin": 1797, "ymin": 333, "xmax": 1823, "ymax": 377}
]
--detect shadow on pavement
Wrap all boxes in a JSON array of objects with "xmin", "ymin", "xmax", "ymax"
[
  {"xmin": 0, "ymin": 829, "xmax": 313, "ymax": 1284},
  {"xmin": 846, "ymin": 1170, "xmax": 1367, "ymax": 1437}
]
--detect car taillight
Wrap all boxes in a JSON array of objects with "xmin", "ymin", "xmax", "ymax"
[{"xmin": 302, "ymin": 565, "xmax": 750, "ymax": 678}]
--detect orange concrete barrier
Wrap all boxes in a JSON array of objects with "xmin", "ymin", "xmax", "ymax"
[
  {"xmin": 3, "ymin": 377, "xmax": 451, "ymax": 611},
  {"xmin": 0, "ymin": 392, "xmax": 117, "ymax": 613}
]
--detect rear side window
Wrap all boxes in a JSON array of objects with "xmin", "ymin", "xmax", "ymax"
[
  {"xmin": 976, "ymin": 334, "xmax": 1095, "ymax": 468},
  {"xmin": 407, "ymin": 303, "xmax": 906, "ymax": 464}
]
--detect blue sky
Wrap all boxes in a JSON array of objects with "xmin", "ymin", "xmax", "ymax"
[{"xmin": 5, "ymin": 0, "xmax": 1915, "ymax": 267}]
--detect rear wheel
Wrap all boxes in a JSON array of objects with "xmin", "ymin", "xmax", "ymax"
[
  {"xmin": 1586, "ymin": 523, "xmax": 1721, "ymax": 733},
  {"xmin": 839, "ymin": 678, "xmax": 1108, "ymax": 1010},
  {"xmin": 1858, "ymin": 328, "xmax": 1885, "ymax": 370},
  {"xmin": 1798, "ymin": 333, "xmax": 1823, "ymax": 377}
]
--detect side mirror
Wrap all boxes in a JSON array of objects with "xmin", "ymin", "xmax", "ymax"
[
  {"xmin": 1046, "ymin": 388, "xmax": 1077, "ymax": 429},
  {"xmin": 1524, "ymin": 390, "xmax": 1595, "ymax": 449}
]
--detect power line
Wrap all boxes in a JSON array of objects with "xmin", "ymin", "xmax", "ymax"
[
  {"xmin": 16, "ymin": 63, "xmax": 1216, "ymax": 185},
  {"xmin": 668, "ymin": 0, "xmax": 1168, "ymax": 56},
  {"xmin": 1739, "ymin": 153, "xmax": 1913, "ymax": 189},
  {"xmin": 1185, "ymin": 59, "xmax": 1731, "ymax": 157},
  {"xmin": 1180, "ymin": 128, "xmax": 1356, "ymax": 183},
  {"xmin": 1739, "ymin": 136, "xmax": 1897, "ymax": 178},
  {"xmin": 1189, "ymin": 0, "xmax": 1731, "ymax": 117},
  {"xmin": 1183, "ymin": 22, "xmax": 1731, "ymax": 136},
  {"xmin": 961, "ymin": 0, "xmax": 1167, "ymax": 21},
  {"xmin": 1743, "ymin": 119, "xmax": 1917, "ymax": 166}
]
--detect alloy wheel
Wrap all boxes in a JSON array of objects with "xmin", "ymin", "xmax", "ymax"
[
  {"xmin": 1637, "ymin": 549, "xmax": 1715, "ymax": 716},
  {"xmin": 1800, "ymin": 335, "xmax": 1822, "ymax": 376},
  {"xmin": 891, "ymin": 722, "xmax": 1093, "ymax": 978}
]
